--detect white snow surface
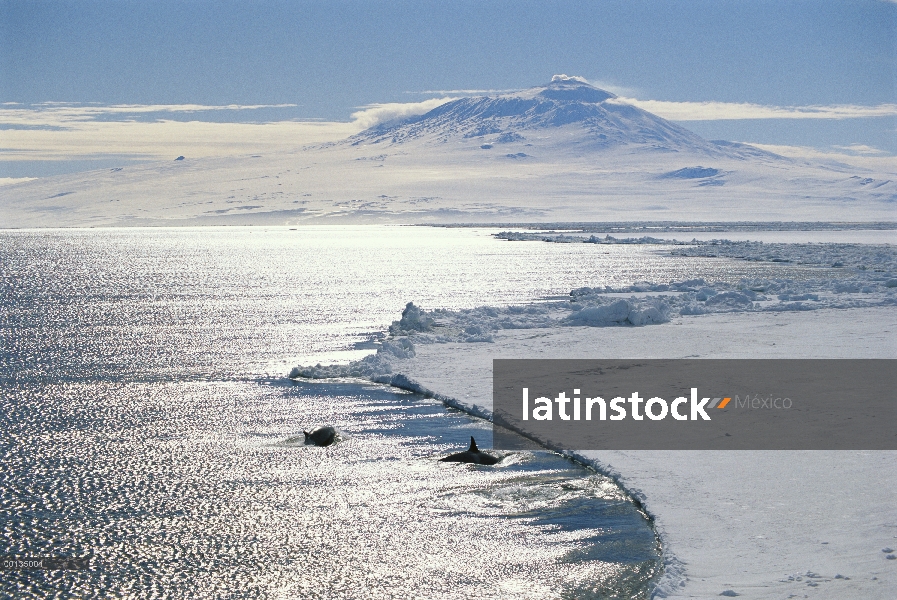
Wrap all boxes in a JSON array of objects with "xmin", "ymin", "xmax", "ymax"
[
  {"xmin": 374, "ymin": 313, "xmax": 897, "ymax": 599},
  {"xmin": 291, "ymin": 244, "xmax": 897, "ymax": 599},
  {"xmin": 3, "ymin": 79, "xmax": 896, "ymax": 227}
]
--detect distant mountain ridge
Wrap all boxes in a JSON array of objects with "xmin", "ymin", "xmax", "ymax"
[{"xmin": 351, "ymin": 75, "xmax": 776, "ymax": 160}]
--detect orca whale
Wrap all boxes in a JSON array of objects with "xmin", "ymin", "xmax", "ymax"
[
  {"xmin": 303, "ymin": 425, "xmax": 336, "ymax": 447},
  {"xmin": 439, "ymin": 436, "xmax": 500, "ymax": 465}
]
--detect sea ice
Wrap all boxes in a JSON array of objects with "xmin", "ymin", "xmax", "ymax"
[{"xmin": 289, "ymin": 239, "xmax": 897, "ymax": 599}]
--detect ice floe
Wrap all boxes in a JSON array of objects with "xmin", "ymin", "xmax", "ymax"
[{"xmin": 291, "ymin": 239, "xmax": 897, "ymax": 381}]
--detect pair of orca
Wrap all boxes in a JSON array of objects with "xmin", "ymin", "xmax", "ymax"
[{"xmin": 302, "ymin": 427, "xmax": 499, "ymax": 465}]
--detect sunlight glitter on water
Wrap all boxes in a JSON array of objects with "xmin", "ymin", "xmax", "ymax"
[
  {"xmin": 2, "ymin": 226, "xmax": 832, "ymax": 382},
  {"xmin": 2, "ymin": 226, "xmax": 836, "ymax": 598},
  {"xmin": 1, "ymin": 379, "xmax": 660, "ymax": 598}
]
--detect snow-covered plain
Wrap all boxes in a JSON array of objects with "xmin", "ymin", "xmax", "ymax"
[
  {"xmin": 3, "ymin": 134, "xmax": 894, "ymax": 228},
  {"xmin": 2, "ymin": 78, "xmax": 896, "ymax": 227},
  {"xmin": 291, "ymin": 238, "xmax": 897, "ymax": 599}
]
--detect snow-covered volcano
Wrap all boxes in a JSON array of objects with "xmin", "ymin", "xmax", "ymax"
[
  {"xmin": 2, "ymin": 75, "xmax": 894, "ymax": 226},
  {"xmin": 351, "ymin": 75, "xmax": 776, "ymax": 161}
]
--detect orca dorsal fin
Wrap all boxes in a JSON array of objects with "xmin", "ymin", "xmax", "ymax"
[{"xmin": 468, "ymin": 436, "xmax": 479, "ymax": 453}]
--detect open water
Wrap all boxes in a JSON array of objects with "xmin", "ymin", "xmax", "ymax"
[{"xmin": 0, "ymin": 226, "xmax": 830, "ymax": 598}]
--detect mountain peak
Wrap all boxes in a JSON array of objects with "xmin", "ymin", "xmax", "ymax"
[
  {"xmin": 536, "ymin": 76, "xmax": 616, "ymax": 103},
  {"xmin": 350, "ymin": 77, "xmax": 713, "ymax": 155}
]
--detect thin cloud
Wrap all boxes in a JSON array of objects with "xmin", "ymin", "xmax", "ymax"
[
  {"xmin": 608, "ymin": 98, "xmax": 897, "ymax": 121},
  {"xmin": 0, "ymin": 103, "xmax": 299, "ymax": 128},
  {"xmin": 32, "ymin": 102, "xmax": 298, "ymax": 113},
  {"xmin": 0, "ymin": 119, "xmax": 359, "ymax": 163},
  {"xmin": 747, "ymin": 143, "xmax": 897, "ymax": 171},
  {"xmin": 831, "ymin": 144, "xmax": 888, "ymax": 155},
  {"xmin": 0, "ymin": 177, "xmax": 37, "ymax": 186},
  {"xmin": 2, "ymin": 99, "xmax": 465, "ymax": 165},
  {"xmin": 583, "ymin": 80, "xmax": 639, "ymax": 98},
  {"xmin": 350, "ymin": 97, "xmax": 456, "ymax": 129},
  {"xmin": 550, "ymin": 74, "xmax": 588, "ymax": 84}
]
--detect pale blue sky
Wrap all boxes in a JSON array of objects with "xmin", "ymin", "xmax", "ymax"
[{"xmin": 1, "ymin": 0, "xmax": 895, "ymax": 177}]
